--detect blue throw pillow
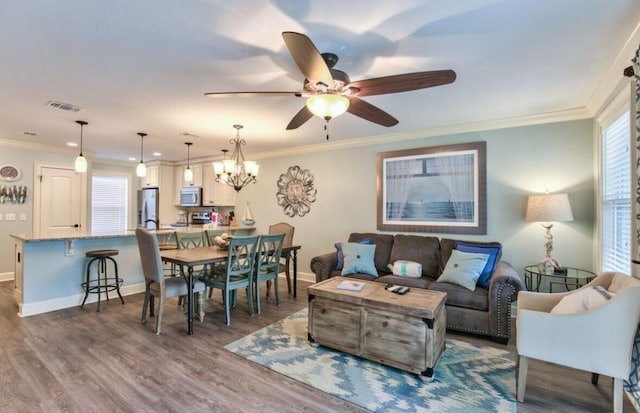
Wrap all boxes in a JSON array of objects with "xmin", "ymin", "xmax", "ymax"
[
  {"xmin": 455, "ymin": 242, "xmax": 502, "ymax": 289},
  {"xmin": 335, "ymin": 238, "xmax": 372, "ymax": 270},
  {"xmin": 437, "ymin": 250, "xmax": 490, "ymax": 291},
  {"xmin": 341, "ymin": 243, "xmax": 378, "ymax": 277}
]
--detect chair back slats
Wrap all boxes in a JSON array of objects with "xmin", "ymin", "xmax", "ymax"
[
  {"xmin": 268, "ymin": 222, "xmax": 294, "ymax": 247},
  {"xmin": 135, "ymin": 228, "xmax": 164, "ymax": 283},
  {"xmin": 226, "ymin": 236, "xmax": 259, "ymax": 279},
  {"xmin": 257, "ymin": 233, "xmax": 285, "ymax": 275},
  {"xmin": 175, "ymin": 231, "xmax": 206, "ymax": 249}
]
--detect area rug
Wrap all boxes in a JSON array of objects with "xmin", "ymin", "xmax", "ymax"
[{"xmin": 224, "ymin": 309, "xmax": 516, "ymax": 412}]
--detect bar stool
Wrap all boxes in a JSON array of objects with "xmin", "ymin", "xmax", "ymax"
[{"xmin": 80, "ymin": 249, "xmax": 125, "ymax": 311}]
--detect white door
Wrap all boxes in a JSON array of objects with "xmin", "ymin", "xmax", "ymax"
[{"xmin": 35, "ymin": 164, "xmax": 86, "ymax": 238}]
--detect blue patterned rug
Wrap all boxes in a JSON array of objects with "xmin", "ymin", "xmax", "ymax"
[{"xmin": 224, "ymin": 309, "xmax": 516, "ymax": 412}]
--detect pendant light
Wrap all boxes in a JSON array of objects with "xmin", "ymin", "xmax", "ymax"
[
  {"xmin": 74, "ymin": 120, "xmax": 88, "ymax": 173},
  {"xmin": 136, "ymin": 132, "xmax": 147, "ymax": 178},
  {"xmin": 212, "ymin": 125, "xmax": 259, "ymax": 192},
  {"xmin": 184, "ymin": 142, "xmax": 193, "ymax": 183}
]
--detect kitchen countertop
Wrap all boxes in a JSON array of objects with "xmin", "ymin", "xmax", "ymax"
[{"xmin": 10, "ymin": 225, "xmax": 256, "ymax": 242}]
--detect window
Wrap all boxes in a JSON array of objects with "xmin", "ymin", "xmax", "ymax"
[
  {"xmin": 600, "ymin": 108, "xmax": 631, "ymax": 273},
  {"xmin": 92, "ymin": 174, "xmax": 128, "ymax": 234}
]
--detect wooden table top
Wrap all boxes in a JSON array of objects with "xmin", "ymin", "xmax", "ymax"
[
  {"xmin": 308, "ymin": 277, "xmax": 447, "ymax": 319},
  {"xmin": 160, "ymin": 244, "xmax": 301, "ymax": 267}
]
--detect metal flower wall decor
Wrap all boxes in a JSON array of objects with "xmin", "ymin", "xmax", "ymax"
[{"xmin": 276, "ymin": 165, "xmax": 317, "ymax": 217}]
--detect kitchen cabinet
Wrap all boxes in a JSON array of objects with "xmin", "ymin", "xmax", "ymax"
[
  {"xmin": 175, "ymin": 164, "xmax": 203, "ymax": 205},
  {"xmin": 202, "ymin": 163, "xmax": 237, "ymax": 206},
  {"xmin": 142, "ymin": 165, "xmax": 159, "ymax": 187}
]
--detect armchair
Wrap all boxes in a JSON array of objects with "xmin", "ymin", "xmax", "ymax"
[{"xmin": 516, "ymin": 272, "xmax": 640, "ymax": 412}]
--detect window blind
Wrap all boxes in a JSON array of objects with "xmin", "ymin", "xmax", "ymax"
[
  {"xmin": 601, "ymin": 109, "xmax": 631, "ymax": 273},
  {"xmin": 92, "ymin": 175, "xmax": 128, "ymax": 234}
]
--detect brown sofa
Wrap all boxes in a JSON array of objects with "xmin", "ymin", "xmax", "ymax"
[{"xmin": 309, "ymin": 232, "xmax": 525, "ymax": 344}]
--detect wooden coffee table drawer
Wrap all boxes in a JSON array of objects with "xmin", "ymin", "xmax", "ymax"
[{"xmin": 308, "ymin": 297, "xmax": 363, "ymax": 355}]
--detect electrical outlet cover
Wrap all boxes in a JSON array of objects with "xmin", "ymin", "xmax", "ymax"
[
  {"xmin": 19, "ymin": 213, "xmax": 26, "ymax": 221},
  {"xmin": 6, "ymin": 213, "xmax": 15, "ymax": 221}
]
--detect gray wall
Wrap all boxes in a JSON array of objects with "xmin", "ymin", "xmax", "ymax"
[
  {"xmin": 0, "ymin": 118, "xmax": 595, "ymax": 285},
  {"xmin": 236, "ymin": 118, "xmax": 595, "ymax": 282}
]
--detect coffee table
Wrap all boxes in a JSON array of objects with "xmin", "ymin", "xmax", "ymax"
[{"xmin": 307, "ymin": 277, "xmax": 447, "ymax": 380}]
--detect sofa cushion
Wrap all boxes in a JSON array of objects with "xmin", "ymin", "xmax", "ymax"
[
  {"xmin": 437, "ymin": 250, "xmax": 489, "ymax": 291},
  {"xmin": 389, "ymin": 234, "xmax": 441, "ymax": 277},
  {"xmin": 455, "ymin": 242, "xmax": 502, "ymax": 289},
  {"xmin": 429, "ymin": 281, "xmax": 489, "ymax": 311},
  {"xmin": 341, "ymin": 243, "xmax": 378, "ymax": 277},
  {"xmin": 440, "ymin": 238, "xmax": 503, "ymax": 274},
  {"xmin": 348, "ymin": 233, "xmax": 394, "ymax": 274}
]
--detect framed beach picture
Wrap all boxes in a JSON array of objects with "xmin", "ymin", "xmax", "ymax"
[{"xmin": 377, "ymin": 141, "xmax": 486, "ymax": 234}]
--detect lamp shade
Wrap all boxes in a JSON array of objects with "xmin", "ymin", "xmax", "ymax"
[
  {"xmin": 306, "ymin": 94, "xmax": 350, "ymax": 119},
  {"xmin": 525, "ymin": 193, "xmax": 574, "ymax": 222},
  {"xmin": 75, "ymin": 155, "xmax": 87, "ymax": 173},
  {"xmin": 136, "ymin": 162, "xmax": 147, "ymax": 178}
]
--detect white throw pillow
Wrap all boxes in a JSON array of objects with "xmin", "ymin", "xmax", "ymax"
[
  {"xmin": 550, "ymin": 286, "xmax": 614, "ymax": 315},
  {"xmin": 437, "ymin": 250, "xmax": 490, "ymax": 291},
  {"xmin": 387, "ymin": 260, "xmax": 422, "ymax": 278}
]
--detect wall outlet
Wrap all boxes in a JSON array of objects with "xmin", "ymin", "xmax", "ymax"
[
  {"xmin": 5, "ymin": 213, "xmax": 15, "ymax": 221},
  {"xmin": 19, "ymin": 213, "xmax": 26, "ymax": 221}
]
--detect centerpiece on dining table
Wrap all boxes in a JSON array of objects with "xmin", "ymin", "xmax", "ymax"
[{"xmin": 213, "ymin": 233, "xmax": 232, "ymax": 250}]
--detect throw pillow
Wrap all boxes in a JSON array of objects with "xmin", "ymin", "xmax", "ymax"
[
  {"xmin": 341, "ymin": 243, "xmax": 378, "ymax": 277},
  {"xmin": 437, "ymin": 250, "xmax": 490, "ymax": 291},
  {"xmin": 335, "ymin": 238, "xmax": 371, "ymax": 270},
  {"xmin": 387, "ymin": 260, "xmax": 422, "ymax": 278},
  {"xmin": 455, "ymin": 242, "xmax": 502, "ymax": 289},
  {"xmin": 550, "ymin": 286, "xmax": 614, "ymax": 314}
]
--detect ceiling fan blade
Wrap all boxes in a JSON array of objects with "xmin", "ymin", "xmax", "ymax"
[
  {"xmin": 204, "ymin": 91, "xmax": 300, "ymax": 98},
  {"xmin": 282, "ymin": 31, "xmax": 333, "ymax": 87},
  {"xmin": 286, "ymin": 106, "xmax": 313, "ymax": 130},
  {"xmin": 349, "ymin": 70, "xmax": 456, "ymax": 97},
  {"xmin": 347, "ymin": 97, "xmax": 398, "ymax": 127}
]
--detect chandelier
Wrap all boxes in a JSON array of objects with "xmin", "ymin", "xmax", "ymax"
[{"xmin": 212, "ymin": 124, "xmax": 259, "ymax": 192}]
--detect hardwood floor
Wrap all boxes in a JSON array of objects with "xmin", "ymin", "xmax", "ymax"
[{"xmin": 0, "ymin": 280, "xmax": 633, "ymax": 412}]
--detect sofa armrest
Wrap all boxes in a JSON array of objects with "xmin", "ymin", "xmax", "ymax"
[
  {"xmin": 310, "ymin": 252, "xmax": 339, "ymax": 282},
  {"xmin": 487, "ymin": 261, "xmax": 526, "ymax": 339}
]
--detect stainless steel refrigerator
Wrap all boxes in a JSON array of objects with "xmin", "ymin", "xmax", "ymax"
[{"xmin": 138, "ymin": 187, "xmax": 160, "ymax": 229}]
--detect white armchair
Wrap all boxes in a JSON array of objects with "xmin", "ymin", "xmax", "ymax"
[{"xmin": 516, "ymin": 272, "xmax": 640, "ymax": 413}]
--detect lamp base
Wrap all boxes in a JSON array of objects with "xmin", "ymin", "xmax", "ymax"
[{"xmin": 537, "ymin": 256, "xmax": 561, "ymax": 275}]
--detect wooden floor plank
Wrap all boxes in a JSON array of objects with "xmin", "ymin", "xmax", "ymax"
[{"xmin": 0, "ymin": 280, "xmax": 633, "ymax": 412}]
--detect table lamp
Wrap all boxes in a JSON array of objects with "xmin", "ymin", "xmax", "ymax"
[{"xmin": 525, "ymin": 192, "xmax": 574, "ymax": 273}]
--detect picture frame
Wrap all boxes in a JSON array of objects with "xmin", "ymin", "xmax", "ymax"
[{"xmin": 377, "ymin": 141, "xmax": 486, "ymax": 234}]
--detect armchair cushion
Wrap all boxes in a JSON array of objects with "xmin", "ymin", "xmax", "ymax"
[
  {"xmin": 550, "ymin": 285, "xmax": 614, "ymax": 315},
  {"xmin": 437, "ymin": 250, "xmax": 489, "ymax": 291}
]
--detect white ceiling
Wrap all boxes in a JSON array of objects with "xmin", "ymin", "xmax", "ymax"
[{"xmin": 1, "ymin": 0, "xmax": 639, "ymax": 164}]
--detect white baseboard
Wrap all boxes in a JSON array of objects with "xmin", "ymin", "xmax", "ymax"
[
  {"xmin": 18, "ymin": 282, "xmax": 146, "ymax": 317},
  {"xmin": 0, "ymin": 272, "xmax": 13, "ymax": 282}
]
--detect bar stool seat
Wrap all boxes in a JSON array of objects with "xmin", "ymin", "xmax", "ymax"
[{"xmin": 81, "ymin": 249, "xmax": 124, "ymax": 311}]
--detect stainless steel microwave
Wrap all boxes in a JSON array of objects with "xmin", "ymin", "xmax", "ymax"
[{"xmin": 180, "ymin": 186, "xmax": 202, "ymax": 206}]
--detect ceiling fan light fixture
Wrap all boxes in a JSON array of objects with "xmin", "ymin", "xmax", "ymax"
[
  {"xmin": 306, "ymin": 94, "xmax": 349, "ymax": 120},
  {"xmin": 74, "ymin": 120, "xmax": 88, "ymax": 173}
]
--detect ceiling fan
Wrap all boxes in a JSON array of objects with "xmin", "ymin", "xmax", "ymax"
[{"xmin": 205, "ymin": 31, "xmax": 456, "ymax": 133}]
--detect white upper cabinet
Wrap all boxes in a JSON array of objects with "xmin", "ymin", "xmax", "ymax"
[{"xmin": 142, "ymin": 165, "xmax": 159, "ymax": 187}]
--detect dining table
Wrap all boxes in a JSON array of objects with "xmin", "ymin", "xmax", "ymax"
[{"xmin": 160, "ymin": 244, "xmax": 301, "ymax": 334}]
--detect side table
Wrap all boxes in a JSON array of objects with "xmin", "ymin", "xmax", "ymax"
[{"xmin": 523, "ymin": 265, "xmax": 596, "ymax": 293}]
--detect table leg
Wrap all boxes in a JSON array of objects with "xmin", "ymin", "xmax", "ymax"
[
  {"xmin": 293, "ymin": 249, "xmax": 298, "ymax": 298},
  {"xmin": 187, "ymin": 266, "xmax": 194, "ymax": 335}
]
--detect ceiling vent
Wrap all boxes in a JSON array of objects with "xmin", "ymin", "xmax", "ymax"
[{"xmin": 46, "ymin": 100, "xmax": 82, "ymax": 112}]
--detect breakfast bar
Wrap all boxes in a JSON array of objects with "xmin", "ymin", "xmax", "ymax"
[{"xmin": 10, "ymin": 225, "xmax": 254, "ymax": 317}]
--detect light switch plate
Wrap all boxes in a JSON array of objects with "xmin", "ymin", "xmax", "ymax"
[
  {"xmin": 19, "ymin": 213, "xmax": 26, "ymax": 221},
  {"xmin": 6, "ymin": 213, "xmax": 16, "ymax": 221}
]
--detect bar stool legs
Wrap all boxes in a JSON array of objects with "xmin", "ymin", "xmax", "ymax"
[{"xmin": 81, "ymin": 249, "xmax": 124, "ymax": 311}]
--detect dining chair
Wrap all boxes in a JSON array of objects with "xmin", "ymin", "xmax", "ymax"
[
  {"xmin": 254, "ymin": 233, "xmax": 285, "ymax": 313},
  {"xmin": 203, "ymin": 229, "xmax": 229, "ymax": 278},
  {"xmin": 135, "ymin": 228, "xmax": 205, "ymax": 335},
  {"xmin": 199, "ymin": 235, "xmax": 259, "ymax": 325},
  {"xmin": 174, "ymin": 230, "xmax": 209, "ymax": 304},
  {"xmin": 268, "ymin": 222, "xmax": 295, "ymax": 293}
]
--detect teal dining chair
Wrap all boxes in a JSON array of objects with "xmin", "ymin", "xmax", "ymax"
[
  {"xmin": 254, "ymin": 233, "xmax": 285, "ymax": 313},
  {"xmin": 199, "ymin": 235, "xmax": 259, "ymax": 325},
  {"xmin": 268, "ymin": 222, "xmax": 295, "ymax": 293}
]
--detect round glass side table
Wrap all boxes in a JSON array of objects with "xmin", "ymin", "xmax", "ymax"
[{"xmin": 523, "ymin": 265, "xmax": 596, "ymax": 293}]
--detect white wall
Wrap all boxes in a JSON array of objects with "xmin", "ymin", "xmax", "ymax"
[
  {"xmin": 236, "ymin": 118, "xmax": 595, "ymax": 282},
  {"xmin": 0, "ymin": 118, "xmax": 595, "ymax": 287}
]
